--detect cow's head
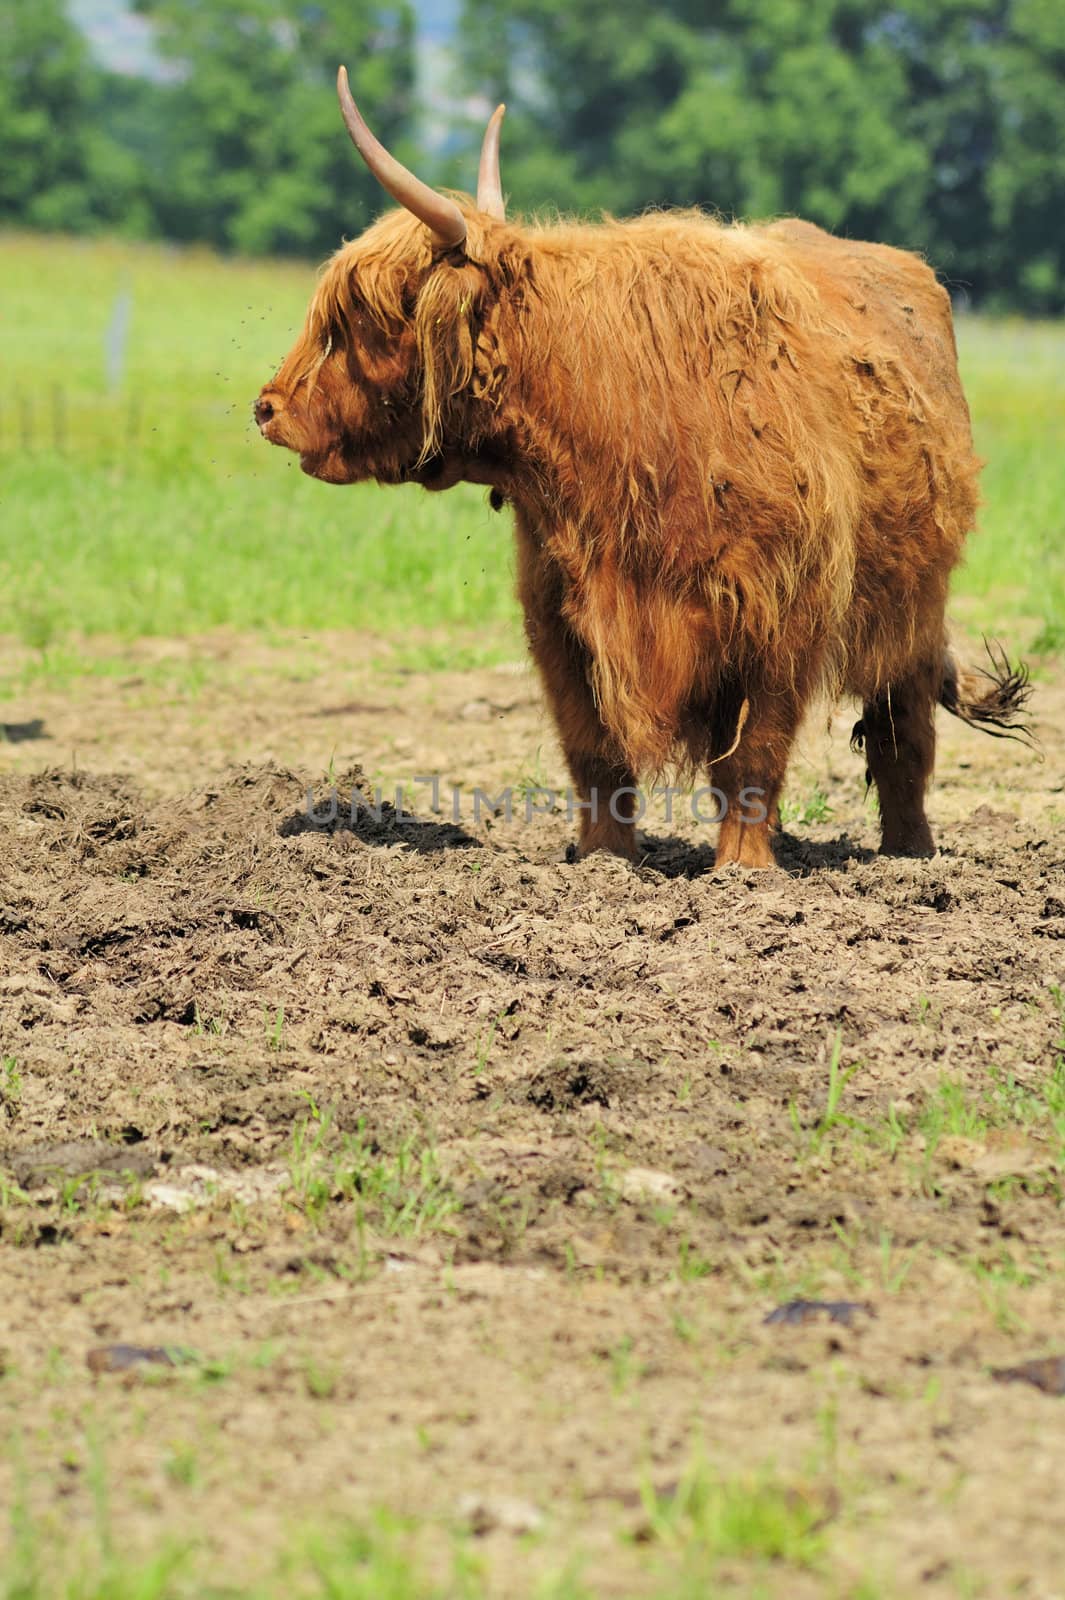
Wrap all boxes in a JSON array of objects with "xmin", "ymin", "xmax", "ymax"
[{"xmin": 255, "ymin": 68, "xmax": 508, "ymax": 491}]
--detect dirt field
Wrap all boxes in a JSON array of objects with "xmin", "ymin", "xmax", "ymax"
[{"xmin": 1, "ymin": 631, "xmax": 1063, "ymax": 1598}]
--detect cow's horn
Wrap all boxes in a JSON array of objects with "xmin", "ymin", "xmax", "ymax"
[
  {"xmin": 337, "ymin": 65, "xmax": 466, "ymax": 249},
  {"xmin": 477, "ymin": 104, "xmax": 506, "ymax": 221}
]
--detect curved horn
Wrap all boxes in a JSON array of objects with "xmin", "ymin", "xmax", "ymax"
[
  {"xmin": 337, "ymin": 65, "xmax": 466, "ymax": 249},
  {"xmin": 477, "ymin": 104, "xmax": 506, "ymax": 221}
]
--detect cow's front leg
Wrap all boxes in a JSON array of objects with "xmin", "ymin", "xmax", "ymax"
[
  {"xmin": 707, "ymin": 686, "xmax": 805, "ymax": 870},
  {"xmin": 565, "ymin": 746, "xmax": 640, "ymax": 860},
  {"xmin": 517, "ymin": 523, "xmax": 638, "ymax": 861},
  {"xmin": 525, "ymin": 619, "xmax": 639, "ymax": 861}
]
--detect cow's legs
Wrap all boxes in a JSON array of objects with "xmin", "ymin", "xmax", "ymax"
[
  {"xmin": 707, "ymin": 685, "xmax": 805, "ymax": 869},
  {"xmin": 527, "ymin": 632, "xmax": 639, "ymax": 859},
  {"xmin": 565, "ymin": 742, "xmax": 640, "ymax": 860},
  {"xmin": 517, "ymin": 527, "xmax": 638, "ymax": 860},
  {"xmin": 859, "ymin": 663, "xmax": 938, "ymax": 857}
]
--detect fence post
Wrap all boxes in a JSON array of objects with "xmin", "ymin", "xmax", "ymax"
[{"xmin": 106, "ymin": 283, "xmax": 133, "ymax": 393}]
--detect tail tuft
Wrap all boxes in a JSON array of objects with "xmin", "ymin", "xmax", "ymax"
[{"xmin": 940, "ymin": 639, "xmax": 1035, "ymax": 746}]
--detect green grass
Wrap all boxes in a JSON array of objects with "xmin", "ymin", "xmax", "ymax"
[
  {"xmin": 3, "ymin": 1500, "xmax": 485, "ymax": 1600},
  {"xmin": 0, "ymin": 233, "xmax": 516, "ymax": 658},
  {"xmin": 0, "ymin": 233, "xmax": 1062, "ymax": 666},
  {"xmin": 793, "ymin": 989, "xmax": 1065, "ymax": 1184},
  {"xmin": 285, "ymin": 1105, "xmax": 460, "ymax": 1238},
  {"xmin": 790, "ymin": 1029, "xmax": 864, "ymax": 1157},
  {"xmin": 955, "ymin": 316, "xmax": 1065, "ymax": 651},
  {"xmin": 637, "ymin": 1457, "xmax": 829, "ymax": 1578},
  {"xmin": 0, "ymin": 1057, "xmax": 21, "ymax": 1112},
  {"xmin": 1, "ymin": 1462, "xmax": 844, "ymax": 1600},
  {"xmin": 779, "ymin": 784, "xmax": 833, "ymax": 827}
]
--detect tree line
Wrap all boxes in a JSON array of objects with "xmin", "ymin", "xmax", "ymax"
[{"xmin": 3, "ymin": 0, "xmax": 1062, "ymax": 311}]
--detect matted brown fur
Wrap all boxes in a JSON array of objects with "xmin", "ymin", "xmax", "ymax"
[{"xmin": 257, "ymin": 200, "xmax": 1029, "ymax": 867}]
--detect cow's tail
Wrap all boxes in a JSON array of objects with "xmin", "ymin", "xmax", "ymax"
[{"xmin": 939, "ymin": 639, "xmax": 1035, "ymax": 744}]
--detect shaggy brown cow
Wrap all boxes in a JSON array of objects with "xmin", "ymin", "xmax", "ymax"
[{"xmin": 256, "ymin": 67, "xmax": 1030, "ymax": 868}]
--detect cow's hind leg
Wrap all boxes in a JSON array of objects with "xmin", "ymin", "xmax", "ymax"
[{"xmin": 857, "ymin": 662, "xmax": 938, "ymax": 857}]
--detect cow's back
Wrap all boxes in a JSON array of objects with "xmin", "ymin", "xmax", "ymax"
[{"xmin": 759, "ymin": 217, "xmax": 970, "ymax": 430}]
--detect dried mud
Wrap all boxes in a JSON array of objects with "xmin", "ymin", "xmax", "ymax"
[{"xmin": 0, "ymin": 634, "xmax": 1063, "ymax": 1597}]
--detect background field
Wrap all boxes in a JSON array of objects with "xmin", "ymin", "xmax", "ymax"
[
  {"xmin": 1, "ymin": 232, "xmax": 1064, "ymax": 1600},
  {"xmin": 1, "ymin": 232, "xmax": 1063, "ymax": 677}
]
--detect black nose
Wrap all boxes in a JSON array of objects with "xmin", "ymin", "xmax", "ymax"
[{"xmin": 254, "ymin": 396, "xmax": 275, "ymax": 426}]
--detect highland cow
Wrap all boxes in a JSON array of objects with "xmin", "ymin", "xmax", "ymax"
[{"xmin": 256, "ymin": 67, "xmax": 1029, "ymax": 868}]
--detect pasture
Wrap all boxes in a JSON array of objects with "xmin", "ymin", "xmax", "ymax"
[{"xmin": 1, "ymin": 232, "xmax": 1064, "ymax": 1599}]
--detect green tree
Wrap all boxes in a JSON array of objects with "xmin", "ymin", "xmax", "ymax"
[
  {"xmin": 0, "ymin": 0, "xmax": 144, "ymax": 232},
  {"xmin": 459, "ymin": 0, "xmax": 1065, "ymax": 311},
  {"xmin": 457, "ymin": 0, "xmax": 945, "ymax": 238},
  {"xmin": 133, "ymin": 0, "xmax": 416, "ymax": 257},
  {"xmin": 987, "ymin": 0, "xmax": 1065, "ymax": 311}
]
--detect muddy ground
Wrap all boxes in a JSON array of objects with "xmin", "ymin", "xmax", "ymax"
[{"xmin": 1, "ymin": 630, "xmax": 1063, "ymax": 1598}]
